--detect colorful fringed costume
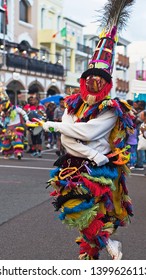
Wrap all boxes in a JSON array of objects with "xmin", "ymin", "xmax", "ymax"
[
  {"xmin": 46, "ymin": 94, "xmax": 134, "ymax": 259},
  {"xmin": 0, "ymin": 103, "xmax": 29, "ymax": 159},
  {"xmin": 42, "ymin": 0, "xmax": 135, "ymax": 260}
]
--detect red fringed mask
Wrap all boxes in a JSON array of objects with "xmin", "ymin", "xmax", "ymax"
[{"xmin": 80, "ymin": 77, "xmax": 113, "ymax": 105}]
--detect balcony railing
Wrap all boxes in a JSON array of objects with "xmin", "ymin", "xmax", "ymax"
[
  {"xmin": 116, "ymin": 53, "xmax": 129, "ymax": 69},
  {"xmin": 77, "ymin": 43, "xmax": 92, "ymax": 55},
  {"xmin": 6, "ymin": 53, "xmax": 64, "ymax": 77},
  {"xmin": 116, "ymin": 78, "xmax": 129, "ymax": 93}
]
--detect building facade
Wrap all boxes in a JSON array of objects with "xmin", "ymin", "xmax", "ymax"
[
  {"xmin": 0, "ymin": 0, "xmax": 64, "ymax": 105},
  {"xmin": 0, "ymin": 0, "xmax": 130, "ymax": 104}
]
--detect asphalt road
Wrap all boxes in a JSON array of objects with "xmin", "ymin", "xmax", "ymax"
[{"xmin": 0, "ymin": 150, "xmax": 146, "ymax": 260}]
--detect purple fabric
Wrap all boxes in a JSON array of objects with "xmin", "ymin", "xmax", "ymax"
[{"xmin": 127, "ymin": 129, "xmax": 138, "ymax": 145}]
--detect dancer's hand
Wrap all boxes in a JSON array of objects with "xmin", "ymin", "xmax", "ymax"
[
  {"xmin": 94, "ymin": 152, "xmax": 109, "ymax": 166},
  {"xmin": 43, "ymin": 121, "xmax": 57, "ymax": 132}
]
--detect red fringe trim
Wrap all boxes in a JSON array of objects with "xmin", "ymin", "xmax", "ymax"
[
  {"xmin": 79, "ymin": 239, "xmax": 99, "ymax": 257},
  {"xmin": 80, "ymin": 176, "xmax": 112, "ymax": 197},
  {"xmin": 81, "ymin": 213, "xmax": 104, "ymax": 240},
  {"xmin": 80, "ymin": 78, "xmax": 113, "ymax": 103}
]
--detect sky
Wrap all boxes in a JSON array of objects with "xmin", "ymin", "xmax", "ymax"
[
  {"xmin": 63, "ymin": 0, "xmax": 146, "ymax": 43},
  {"xmin": 63, "ymin": 0, "xmax": 146, "ymax": 64}
]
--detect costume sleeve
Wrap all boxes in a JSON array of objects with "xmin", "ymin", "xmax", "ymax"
[
  {"xmin": 46, "ymin": 109, "xmax": 117, "ymax": 141},
  {"xmin": 61, "ymin": 134, "xmax": 109, "ymax": 166},
  {"xmin": 16, "ymin": 106, "xmax": 29, "ymax": 122}
]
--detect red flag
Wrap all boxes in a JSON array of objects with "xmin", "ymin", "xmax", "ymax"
[
  {"xmin": 52, "ymin": 27, "xmax": 67, "ymax": 39},
  {"xmin": 52, "ymin": 32, "xmax": 58, "ymax": 38},
  {"xmin": 3, "ymin": 0, "xmax": 8, "ymax": 25}
]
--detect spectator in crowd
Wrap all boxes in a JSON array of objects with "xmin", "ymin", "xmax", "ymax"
[
  {"xmin": 46, "ymin": 102, "xmax": 56, "ymax": 121},
  {"xmin": 30, "ymin": 97, "xmax": 46, "ymax": 157},
  {"xmin": 134, "ymin": 100, "xmax": 146, "ymax": 170},
  {"xmin": 139, "ymin": 110, "xmax": 146, "ymax": 162},
  {"xmin": 133, "ymin": 100, "xmax": 139, "ymax": 112},
  {"xmin": 45, "ymin": 102, "xmax": 56, "ymax": 149},
  {"xmin": 126, "ymin": 100, "xmax": 138, "ymax": 169},
  {"xmin": 140, "ymin": 110, "xmax": 146, "ymax": 135},
  {"xmin": 23, "ymin": 96, "xmax": 36, "ymax": 112},
  {"xmin": 24, "ymin": 97, "xmax": 46, "ymax": 157}
]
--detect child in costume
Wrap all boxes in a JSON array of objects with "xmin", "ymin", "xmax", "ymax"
[
  {"xmin": 0, "ymin": 87, "xmax": 30, "ymax": 159},
  {"xmin": 43, "ymin": 0, "xmax": 135, "ymax": 260}
]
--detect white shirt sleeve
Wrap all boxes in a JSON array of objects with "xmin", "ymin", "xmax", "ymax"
[
  {"xmin": 16, "ymin": 106, "xmax": 29, "ymax": 121},
  {"xmin": 58, "ymin": 109, "xmax": 117, "ymax": 141},
  {"xmin": 61, "ymin": 134, "xmax": 109, "ymax": 166}
]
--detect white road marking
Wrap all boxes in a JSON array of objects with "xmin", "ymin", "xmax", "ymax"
[
  {"xmin": 0, "ymin": 165, "xmax": 53, "ymax": 170},
  {"xmin": 130, "ymin": 173, "xmax": 146, "ymax": 177},
  {"xmin": 0, "ymin": 164, "xmax": 145, "ymax": 176},
  {"xmin": 0, "ymin": 156, "xmax": 55, "ymax": 162}
]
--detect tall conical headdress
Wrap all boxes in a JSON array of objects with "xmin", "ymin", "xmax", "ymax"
[{"xmin": 81, "ymin": 0, "xmax": 135, "ymax": 82}]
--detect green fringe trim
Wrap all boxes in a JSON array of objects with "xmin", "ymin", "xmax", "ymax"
[
  {"xmin": 10, "ymin": 109, "xmax": 17, "ymax": 121},
  {"xmin": 102, "ymin": 223, "xmax": 114, "ymax": 230},
  {"xmin": 63, "ymin": 204, "xmax": 100, "ymax": 231},
  {"xmin": 123, "ymin": 194, "xmax": 132, "ymax": 203},
  {"xmin": 122, "ymin": 164, "xmax": 131, "ymax": 175},
  {"xmin": 122, "ymin": 215, "xmax": 131, "ymax": 225},
  {"xmin": 81, "ymin": 172, "xmax": 116, "ymax": 191}
]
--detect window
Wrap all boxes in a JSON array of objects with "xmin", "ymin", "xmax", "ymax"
[
  {"xmin": 57, "ymin": 15, "xmax": 61, "ymax": 31},
  {"xmin": 0, "ymin": 0, "xmax": 7, "ymax": 34},
  {"xmin": 19, "ymin": 0, "xmax": 28, "ymax": 23},
  {"xmin": 48, "ymin": 11, "xmax": 54, "ymax": 29},
  {"xmin": 41, "ymin": 8, "xmax": 45, "ymax": 29}
]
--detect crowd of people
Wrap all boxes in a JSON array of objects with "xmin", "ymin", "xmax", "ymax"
[
  {"xmin": 0, "ymin": 89, "xmax": 146, "ymax": 166},
  {"xmin": 0, "ymin": 89, "xmax": 65, "ymax": 159},
  {"xmin": 126, "ymin": 100, "xmax": 146, "ymax": 170}
]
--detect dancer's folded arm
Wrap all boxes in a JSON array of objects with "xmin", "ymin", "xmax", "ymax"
[
  {"xmin": 61, "ymin": 134, "xmax": 109, "ymax": 166},
  {"xmin": 43, "ymin": 110, "xmax": 117, "ymax": 141}
]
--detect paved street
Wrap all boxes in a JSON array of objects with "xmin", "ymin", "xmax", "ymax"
[{"xmin": 0, "ymin": 150, "xmax": 146, "ymax": 260}]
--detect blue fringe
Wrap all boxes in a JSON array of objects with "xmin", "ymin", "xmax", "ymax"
[
  {"xmin": 89, "ymin": 165, "xmax": 118, "ymax": 179},
  {"xmin": 2, "ymin": 144, "xmax": 11, "ymax": 148},
  {"xmin": 12, "ymin": 141, "xmax": 23, "ymax": 145},
  {"xmin": 97, "ymin": 236, "xmax": 106, "ymax": 248},
  {"xmin": 124, "ymin": 202, "xmax": 133, "ymax": 216},
  {"xmin": 72, "ymin": 95, "xmax": 81, "ymax": 108},
  {"xmin": 104, "ymin": 195, "xmax": 114, "ymax": 211},
  {"xmin": 116, "ymin": 140, "xmax": 125, "ymax": 148},
  {"xmin": 59, "ymin": 198, "xmax": 94, "ymax": 220},
  {"xmin": 85, "ymin": 104, "xmax": 97, "ymax": 117},
  {"xmin": 59, "ymin": 180, "xmax": 67, "ymax": 187},
  {"xmin": 50, "ymin": 167, "xmax": 60, "ymax": 178},
  {"xmin": 114, "ymin": 220, "xmax": 121, "ymax": 227}
]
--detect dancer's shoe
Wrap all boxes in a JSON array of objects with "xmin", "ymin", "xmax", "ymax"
[{"xmin": 106, "ymin": 239, "xmax": 122, "ymax": 260}]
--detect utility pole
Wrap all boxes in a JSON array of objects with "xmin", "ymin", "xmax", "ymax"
[
  {"xmin": 0, "ymin": 6, "xmax": 5, "ymax": 67},
  {"xmin": 142, "ymin": 58, "xmax": 145, "ymax": 80},
  {"xmin": 65, "ymin": 21, "xmax": 68, "ymax": 77}
]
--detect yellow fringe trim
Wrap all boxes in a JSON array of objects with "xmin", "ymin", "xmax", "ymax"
[{"xmin": 13, "ymin": 144, "xmax": 24, "ymax": 148}]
